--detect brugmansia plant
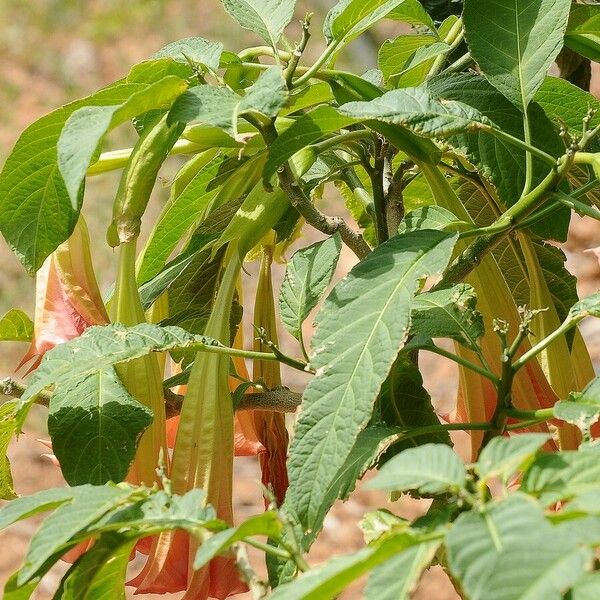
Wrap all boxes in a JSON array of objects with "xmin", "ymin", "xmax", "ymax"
[{"xmin": 1, "ymin": 0, "xmax": 600, "ymax": 597}]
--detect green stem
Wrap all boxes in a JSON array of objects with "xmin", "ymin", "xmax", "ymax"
[
  {"xmin": 443, "ymin": 52, "xmax": 473, "ymax": 74},
  {"xmin": 87, "ymin": 139, "xmax": 203, "ymax": 176},
  {"xmin": 312, "ymin": 130, "xmax": 373, "ymax": 153},
  {"xmin": 484, "ymin": 126, "xmax": 556, "ymax": 167},
  {"xmin": 422, "ymin": 345, "xmax": 500, "ymax": 385},
  {"xmin": 512, "ymin": 318, "xmax": 576, "ymax": 372},
  {"xmin": 244, "ymin": 538, "xmax": 292, "ymax": 561},
  {"xmin": 522, "ymin": 106, "xmax": 534, "ymax": 195},
  {"xmin": 505, "ymin": 407, "xmax": 554, "ymax": 421},
  {"xmin": 292, "ymin": 40, "xmax": 340, "ymax": 88},
  {"xmin": 237, "ymin": 46, "xmax": 292, "ymax": 62},
  {"xmin": 428, "ymin": 18, "xmax": 464, "ymax": 77},
  {"xmin": 400, "ymin": 422, "xmax": 493, "ymax": 441}
]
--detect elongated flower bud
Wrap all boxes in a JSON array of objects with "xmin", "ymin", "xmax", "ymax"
[{"xmin": 110, "ymin": 240, "xmax": 168, "ymax": 487}]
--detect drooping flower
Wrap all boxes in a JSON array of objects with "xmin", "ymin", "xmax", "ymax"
[{"xmin": 18, "ymin": 217, "xmax": 109, "ymax": 372}]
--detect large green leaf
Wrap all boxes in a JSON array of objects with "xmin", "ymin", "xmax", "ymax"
[
  {"xmin": 0, "ymin": 82, "xmax": 141, "ymax": 273},
  {"xmin": 339, "ymin": 86, "xmax": 492, "ymax": 138},
  {"xmin": 16, "ymin": 485, "xmax": 137, "ymax": 583},
  {"xmin": 475, "ymin": 434, "xmax": 549, "ymax": 484},
  {"xmin": 426, "ymin": 74, "xmax": 566, "ymax": 223},
  {"xmin": 324, "ymin": 0, "xmax": 411, "ymax": 47},
  {"xmin": 168, "ymin": 67, "xmax": 287, "ymax": 136},
  {"xmin": 364, "ymin": 541, "xmax": 440, "ymax": 600},
  {"xmin": 477, "ymin": 534, "xmax": 591, "ymax": 600},
  {"xmin": 536, "ymin": 76, "xmax": 600, "ymax": 137},
  {"xmin": 194, "ymin": 512, "xmax": 282, "ymax": 569},
  {"xmin": 565, "ymin": 4, "xmax": 600, "ymax": 62},
  {"xmin": 48, "ymin": 369, "xmax": 153, "ymax": 485},
  {"xmin": 303, "ymin": 425, "xmax": 403, "ymax": 548},
  {"xmin": 410, "ymin": 284, "xmax": 484, "ymax": 353},
  {"xmin": 263, "ymin": 106, "xmax": 357, "ymax": 185},
  {"xmin": 270, "ymin": 531, "xmax": 427, "ymax": 600},
  {"xmin": 463, "ymin": 0, "xmax": 571, "ymax": 110},
  {"xmin": 57, "ymin": 76, "xmax": 188, "ymax": 207},
  {"xmin": 0, "ymin": 401, "xmax": 17, "ymax": 499},
  {"xmin": 554, "ymin": 377, "xmax": 600, "ymax": 435},
  {"xmin": 151, "ymin": 37, "xmax": 223, "ymax": 71},
  {"xmin": 279, "ymin": 234, "xmax": 342, "ymax": 343},
  {"xmin": 220, "ymin": 0, "xmax": 295, "ymax": 49},
  {"xmin": 285, "ymin": 229, "xmax": 458, "ymax": 531},
  {"xmin": 0, "ymin": 309, "xmax": 33, "ymax": 342},
  {"xmin": 368, "ymin": 443, "xmax": 466, "ymax": 495},
  {"xmin": 377, "ymin": 356, "xmax": 450, "ymax": 458},
  {"xmin": 522, "ymin": 450, "xmax": 600, "ymax": 505},
  {"xmin": 136, "ymin": 151, "xmax": 237, "ymax": 283},
  {"xmin": 446, "ymin": 493, "xmax": 548, "ymax": 600}
]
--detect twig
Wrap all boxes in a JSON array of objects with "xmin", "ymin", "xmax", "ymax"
[
  {"xmin": 2, "ymin": 377, "xmax": 303, "ymax": 418},
  {"xmin": 261, "ymin": 121, "xmax": 371, "ymax": 259},
  {"xmin": 284, "ymin": 14, "xmax": 312, "ymax": 88}
]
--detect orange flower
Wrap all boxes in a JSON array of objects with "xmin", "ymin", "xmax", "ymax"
[{"xmin": 18, "ymin": 218, "xmax": 108, "ymax": 372}]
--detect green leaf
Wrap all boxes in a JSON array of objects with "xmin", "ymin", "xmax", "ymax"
[
  {"xmin": 399, "ymin": 205, "xmax": 460, "ymax": 233},
  {"xmin": 368, "ymin": 443, "xmax": 466, "ymax": 495},
  {"xmin": 0, "ymin": 309, "xmax": 33, "ymax": 342},
  {"xmin": 168, "ymin": 67, "xmax": 287, "ymax": 136},
  {"xmin": 304, "ymin": 425, "xmax": 403, "ymax": 547},
  {"xmin": 387, "ymin": 0, "xmax": 435, "ymax": 30},
  {"xmin": 48, "ymin": 369, "xmax": 153, "ymax": 485},
  {"xmin": 151, "ymin": 37, "xmax": 223, "ymax": 71},
  {"xmin": 220, "ymin": 0, "xmax": 295, "ymax": 49},
  {"xmin": 17, "ymin": 485, "xmax": 137, "ymax": 584},
  {"xmin": 279, "ymin": 235, "xmax": 342, "ymax": 342},
  {"xmin": 136, "ymin": 151, "xmax": 235, "ymax": 284},
  {"xmin": 426, "ymin": 73, "xmax": 568, "ymax": 236},
  {"xmin": 446, "ymin": 493, "xmax": 548, "ymax": 600},
  {"xmin": 3, "ymin": 573, "xmax": 37, "ymax": 600},
  {"xmin": 463, "ymin": 0, "xmax": 571, "ymax": 110},
  {"xmin": 56, "ymin": 532, "xmax": 135, "ymax": 600},
  {"xmin": 15, "ymin": 324, "xmax": 226, "ymax": 482},
  {"xmin": 57, "ymin": 76, "xmax": 188, "ymax": 208},
  {"xmin": 394, "ymin": 41, "xmax": 451, "ymax": 87},
  {"xmin": 535, "ymin": 76, "xmax": 600, "ymax": 142},
  {"xmin": 378, "ymin": 35, "xmax": 438, "ymax": 81},
  {"xmin": 0, "ymin": 486, "xmax": 75, "ymax": 530},
  {"xmin": 0, "ymin": 82, "xmax": 144, "ymax": 273},
  {"xmin": 364, "ymin": 541, "xmax": 440, "ymax": 600},
  {"xmin": 565, "ymin": 4, "xmax": 600, "ymax": 62},
  {"xmin": 477, "ymin": 534, "xmax": 591, "ymax": 600},
  {"xmin": 522, "ymin": 450, "xmax": 600, "ymax": 505},
  {"xmin": 555, "ymin": 377, "xmax": 600, "ymax": 434},
  {"xmin": 571, "ymin": 572, "xmax": 600, "ymax": 600},
  {"xmin": 569, "ymin": 292, "xmax": 600, "ymax": 321},
  {"xmin": 377, "ymin": 356, "xmax": 450, "ymax": 458},
  {"xmin": 0, "ymin": 401, "xmax": 17, "ymax": 499},
  {"xmin": 475, "ymin": 434, "xmax": 550, "ymax": 483},
  {"xmin": 270, "ymin": 531, "xmax": 426, "ymax": 600},
  {"xmin": 211, "ymin": 183, "xmax": 290, "ymax": 257},
  {"xmin": 194, "ymin": 511, "xmax": 282, "ymax": 569},
  {"xmin": 285, "ymin": 229, "xmax": 457, "ymax": 531},
  {"xmin": 410, "ymin": 284, "xmax": 484, "ymax": 353},
  {"xmin": 264, "ymin": 106, "xmax": 357, "ymax": 185},
  {"xmin": 339, "ymin": 86, "xmax": 492, "ymax": 138},
  {"xmin": 324, "ymin": 0, "xmax": 411, "ymax": 47}
]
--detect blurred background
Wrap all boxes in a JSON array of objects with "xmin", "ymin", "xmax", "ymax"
[{"xmin": 0, "ymin": 1, "xmax": 598, "ymax": 598}]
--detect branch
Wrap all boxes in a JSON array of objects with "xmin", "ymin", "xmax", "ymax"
[
  {"xmin": 284, "ymin": 14, "xmax": 312, "ymax": 88},
  {"xmin": 261, "ymin": 121, "xmax": 371, "ymax": 259},
  {"xmin": 1, "ymin": 377, "xmax": 303, "ymax": 418}
]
